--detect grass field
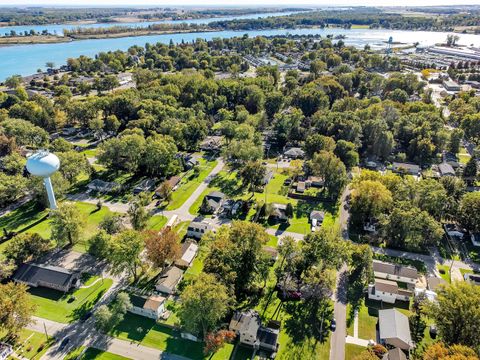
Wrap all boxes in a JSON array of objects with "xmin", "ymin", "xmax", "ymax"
[
  {"xmin": 0, "ymin": 202, "xmax": 117, "ymax": 254},
  {"xmin": 1, "ymin": 329, "xmax": 53, "ymax": 359},
  {"xmin": 147, "ymin": 215, "xmax": 168, "ymax": 231},
  {"xmin": 166, "ymin": 159, "xmax": 218, "ymax": 210},
  {"xmin": 29, "ymin": 275, "xmax": 113, "ymax": 323},
  {"xmin": 345, "ymin": 343, "xmax": 367, "ymax": 360},
  {"xmin": 346, "ymin": 301, "xmax": 378, "ymax": 340},
  {"xmin": 111, "ymin": 313, "xmax": 205, "ymax": 359}
]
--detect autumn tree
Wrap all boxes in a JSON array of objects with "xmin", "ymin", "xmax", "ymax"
[
  {"xmin": 50, "ymin": 202, "xmax": 86, "ymax": 246},
  {"xmin": 0, "ymin": 282, "xmax": 36, "ymax": 338},
  {"xmin": 178, "ymin": 273, "xmax": 230, "ymax": 339},
  {"xmin": 203, "ymin": 330, "xmax": 236, "ymax": 356},
  {"xmin": 156, "ymin": 181, "xmax": 173, "ymax": 203},
  {"xmin": 0, "ymin": 259, "xmax": 15, "ymax": 281},
  {"xmin": 423, "ymin": 342, "xmax": 478, "ymax": 360},
  {"xmin": 144, "ymin": 228, "xmax": 181, "ymax": 269}
]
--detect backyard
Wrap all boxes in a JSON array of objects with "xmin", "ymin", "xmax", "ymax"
[{"xmin": 29, "ymin": 274, "xmax": 113, "ymax": 323}]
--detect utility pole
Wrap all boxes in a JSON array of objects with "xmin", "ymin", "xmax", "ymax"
[{"xmin": 43, "ymin": 322, "xmax": 49, "ymax": 340}]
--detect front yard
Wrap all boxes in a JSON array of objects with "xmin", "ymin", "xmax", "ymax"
[
  {"xmin": 1, "ymin": 329, "xmax": 53, "ymax": 360},
  {"xmin": 29, "ymin": 275, "xmax": 113, "ymax": 323}
]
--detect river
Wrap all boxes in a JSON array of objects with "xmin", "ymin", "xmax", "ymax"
[
  {"xmin": 0, "ymin": 11, "xmax": 299, "ymax": 36},
  {"xmin": 1, "ymin": 27, "xmax": 480, "ymax": 81}
]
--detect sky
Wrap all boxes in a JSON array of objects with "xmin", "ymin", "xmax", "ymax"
[{"xmin": 3, "ymin": 0, "xmax": 480, "ymax": 6}]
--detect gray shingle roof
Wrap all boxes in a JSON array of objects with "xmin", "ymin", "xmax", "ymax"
[{"xmin": 378, "ymin": 309, "xmax": 412, "ymax": 348}]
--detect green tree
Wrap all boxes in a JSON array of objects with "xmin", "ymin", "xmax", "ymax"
[
  {"xmin": 463, "ymin": 156, "xmax": 477, "ymax": 185},
  {"xmin": 238, "ymin": 160, "xmax": 266, "ymax": 196},
  {"xmin": 50, "ymin": 202, "xmax": 86, "ymax": 246},
  {"xmin": 304, "ymin": 134, "xmax": 336, "ymax": 158},
  {"xmin": 107, "ymin": 230, "xmax": 144, "ymax": 282},
  {"xmin": 458, "ymin": 192, "xmax": 480, "ymax": 233},
  {"xmin": 449, "ymin": 128, "xmax": 464, "ymax": 154},
  {"xmin": 128, "ymin": 193, "xmax": 151, "ymax": 231},
  {"xmin": 142, "ymin": 135, "xmax": 179, "ymax": 177},
  {"xmin": 99, "ymin": 213, "xmax": 124, "ymax": 235},
  {"xmin": 308, "ymin": 151, "xmax": 347, "ymax": 199},
  {"xmin": 5, "ymin": 233, "xmax": 51, "ymax": 265},
  {"xmin": 178, "ymin": 273, "xmax": 230, "ymax": 339},
  {"xmin": 264, "ymin": 91, "xmax": 284, "ymax": 119},
  {"xmin": 334, "ymin": 140, "xmax": 359, "ymax": 169},
  {"xmin": 87, "ymin": 230, "xmax": 111, "ymax": 259},
  {"xmin": 425, "ymin": 282, "xmax": 480, "ymax": 352},
  {"xmin": 57, "ymin": 150, "xmax": 90, "ymax": 183}
]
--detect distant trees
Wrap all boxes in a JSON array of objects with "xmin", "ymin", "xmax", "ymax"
[
  {"xmin": 50, "ymin": 202, "xmax": 86, "ymax": 247},
  {"xmin": 178, "ymin": 273, "xmax": 230, "ymax": 339}
]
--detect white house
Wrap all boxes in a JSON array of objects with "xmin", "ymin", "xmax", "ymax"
[
  {"xmin": 368, "ymin": 279, "xmax": 412, "ymax": 304},
  {"xmin": 186, "ymin": 220, "xmax": 214, "ymax": 240},
  {"xmin": 175, "ymin": 241, "xmax": 199, "ymax": 269},
  {"xmin": 128, "ymin": 294, "xmax": 166, "ymax": 320},
  {"xmin": 0, "ymin": 343, "xmax": 13, "ymax": 360},
  {"xmin": 155, "ymin": 266, "xmax": 184, "ymax": 294}
]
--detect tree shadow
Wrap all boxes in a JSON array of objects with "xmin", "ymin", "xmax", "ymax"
[
  {"xmin": 110, "ymin": 313, "xmax": 155, "ymax": 343},
  {"xmin": 209, "ymin": 173, "xmax": 244, "ymax": 197}
]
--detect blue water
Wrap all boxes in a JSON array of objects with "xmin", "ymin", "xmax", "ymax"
[
  {"xmin": 1, "ymin": 27, "xmax": 479, "ymax": 80},
  {"xmin": 0, "ymin": 11, "xmax": 299, "ymax": 36}
]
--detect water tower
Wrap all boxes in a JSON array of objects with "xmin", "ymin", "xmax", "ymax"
[{"xmin": 26, "ymin": 150, "xmax": 60, "ymax": 209}]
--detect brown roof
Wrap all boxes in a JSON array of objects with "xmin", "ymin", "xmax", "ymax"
[
  {"xmin": 143, "ymin": 295, "xmax": 166, "ymax": 311},
  {"xmin": 375, "ymin": 279, "xmax": 398, "ymax": 294},
  {"xmin": 383, "ymin": 348, "xmax": 407, "ymax": 360},
  {"xmin": 427, "ymin": 276, "xmax": 447, "ymax": 291},
  {"xmin": 373, "ymin": 260, "xmax": 418, "ymax": 280},
  {"xmin": 167, "ymin": 176, "xmax": 181, "ymax": 188}
]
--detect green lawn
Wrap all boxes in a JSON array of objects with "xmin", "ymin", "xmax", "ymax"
[
  {"xmin": 437, "ymin": 265, "xmax": 451, "ymax": 283},
  {"xmin": 345, "ymin": 343, "xmax": 367, "ymax": 360},
  {"xmin": 29, "ymin": 275, "xmax": 113, "ymax": 323},
  {"xmin": 166, "ymin": 159, "xmax": 218, "ymax": 210},
  {"xmin": 1, "ymin": 329, "xmax": 53, "ymax": 359},
  {"xmin": 457, "ymin": 147, "xmax": 471, "ymax": 165},
  {"xmin": 111, "ymin": 313, "xmax": 206, "ymax": 359},
  {"xmin": 147, "ymin": 215, "xmax": 168, "ymax": 231},
  {"xmin": 84, "ymin": 348, "xmax": 131, "ymax": 360},
  {"xmin": 0, "ymin": 202, "xmax": 118, "ymax": 254}
]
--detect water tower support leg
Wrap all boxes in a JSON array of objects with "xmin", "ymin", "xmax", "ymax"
[{"xmin": 43, "ymin": 177, "xmax": 57, "ymax": 210}]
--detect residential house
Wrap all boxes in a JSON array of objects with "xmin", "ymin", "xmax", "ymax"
[
  {"xmin": 175, "ymin": 241, "xmax": 199, "ymax": 269},
  {"xmin": 133, "ymin": 179, "xmax": 156, "ymax": 194},
  {"xmin": 378, "ymin": 309, "xmax": 413, "ymax": 351},
  {"xmin": 392, "ymin": 162, "xmax": 421, "ymax": 176},
  {"xmin": 0, "ymin": 343, "xmax": 13, "ymax": 360},
  {"xmin": 443, "ymin": 152, "xmax": 461, "ymax": 169},
  {"xmin": 297, "ymin": 181, "xmax": 306, "ymax": 193},
  {"xmin": 382, "ymin": 348, "xmax": 407, "ymax": 360},
  {"xmin": 307, "ymin": 176, "xmax": 324, "ymax": 187},
  {"xmin": 283, "ymin": 147, "xmax": 305, "ymax": 159},
  {"xmin": 13, "ymin": 263, "xmax": 80, "ymax": 292},
  {"xmin": 128, "ymin": 294, "xmax": 166, "ymax": 320},
  {"xmin": 368, "ymin": 279, "xmax": 412, "ymax": 304},
  {"xmin": 443, "ymin": 79, "xmax": 461, "ymax": 92},
  {"xmin": 269, "ymin": 203, "xmax": 288, "ymax": 222},
  {"xmin": 200, "ymin": 136, "xmax": 223, "ymax": 152},
  {"xmin": 155, "ymin": 266, "xmax": 184, "ymax": 294},
  {"xmin": 464, "ymin": 273, "xmax": 480, "ymax": 286},
  {"xmin": 165, "ymin": 176, "xmax": 182, "ymax": 190},
  {"xmin": 310, "ymin": 210, "xmax": 325, "ymax": 224},
  {"xmin": 229, "ymin": 310, "xmax": 279, "ymax": 358},
  {"xmin": 87, "ymin": 179, "xmax": 119, "ymax": 193},
  {"xmin": 438, "ymin": 162, "xmax": 455, "ymax": 177},
  {"xmin": 186, "ymin": 220, "xmax": 214, "ymax": 240},
  {"xmin": 200, "ymin": 191, "xmax": 225, "ymax": 214},
  {"xmin": 373, "ymin": 260, "xmax": 418, "ymax": 289}
]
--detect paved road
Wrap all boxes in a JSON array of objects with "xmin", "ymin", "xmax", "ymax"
[{"xmin": 330, "ymin": 265, "xmax": 348, "ymax": 360}]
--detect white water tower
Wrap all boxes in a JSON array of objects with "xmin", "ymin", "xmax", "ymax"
[{"xmin": 26, "ymin": 150, "xmax": 60, "ymax": 209}]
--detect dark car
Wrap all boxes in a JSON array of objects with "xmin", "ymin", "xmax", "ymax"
[
  {"xmin": 330, "ymin": 318, "xmax": 336, "ymax": 331},
  {"xmin": 58, "ymin": 338, "xmax": 70, "ymax": 351},
  {"xmin": 80, "ymin": 311, "xmax": 92, "ymax": 322}
]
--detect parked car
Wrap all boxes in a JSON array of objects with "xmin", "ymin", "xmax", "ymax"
[{"xmin": 330, "ymin": 318, "xmax": 336, "ymax": 331}]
